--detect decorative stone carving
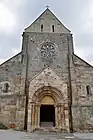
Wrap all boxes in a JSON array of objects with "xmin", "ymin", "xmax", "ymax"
[{"xmin": 40, "ymin": 42, "xmax": 56, "ymax": 61}]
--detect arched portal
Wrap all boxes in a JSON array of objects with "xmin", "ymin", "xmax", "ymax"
[{"xmin": 27, "ymin": 86, "xmax": 69, "ymax": 132}]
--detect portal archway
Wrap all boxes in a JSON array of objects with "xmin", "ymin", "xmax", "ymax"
[
  {"xmin": 32, "ymin": 86, "xmax": 63, "ymax": 103},
  {"xmin": 27, "ymin": 86, "xmax": 69, "ymax": 132}
]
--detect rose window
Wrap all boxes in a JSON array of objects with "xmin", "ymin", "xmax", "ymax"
[{"xmin": 40, "ymin": 42, "xmax": 56, "ymax": 60}]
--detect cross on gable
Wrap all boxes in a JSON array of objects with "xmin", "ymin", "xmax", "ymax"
[{"xmin": 46, "ymin": 5, "xmax": 50, "ymax": 9}]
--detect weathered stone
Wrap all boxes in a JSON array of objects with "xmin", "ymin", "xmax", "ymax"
[{"xmin": 0, "ymin": 8, "xmax": 93, "ymax": 132}]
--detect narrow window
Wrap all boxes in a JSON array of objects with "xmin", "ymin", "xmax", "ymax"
[
  {"xmin": 3, "ymin": 83, "xmax": 9, "ymax": 93},
  {"xmin": 21, "ymin": 54, "xmax": 24, "ymax": 63},
  {"xmin": 41, "ymin": 24, "xmax": 43, "ymax": 32},
  {"xmin": 52, "ymin": 25, "xmax": 54, "ymax": 32},
  {"xmin": 86, "ymin": 85, "xmax": 91, "ymax": 95}
]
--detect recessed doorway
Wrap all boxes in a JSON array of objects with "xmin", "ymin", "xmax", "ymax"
[{"xmin": 40, "ymin": 105, "xmax": 55, "ymax": 127}]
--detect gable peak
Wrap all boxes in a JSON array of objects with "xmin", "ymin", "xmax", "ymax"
[{"xmin": 25, "ymin": 8, "xmax": 71, "ymax": 33}]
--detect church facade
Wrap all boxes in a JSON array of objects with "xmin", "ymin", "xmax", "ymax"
[{"xmin": 0, "ymin": 8, "xmax": 93, "ymax": 132}]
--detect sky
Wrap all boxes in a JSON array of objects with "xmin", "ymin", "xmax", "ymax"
[{"xmin": 0, "ymin": 0, "xmax": 93, "ymax": 65}]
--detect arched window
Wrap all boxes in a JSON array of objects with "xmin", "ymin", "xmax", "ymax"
[
  {"xmin": 52, "ymin": 25, "xmax": 55, "ymax": 32},
  {"xmin": 41, "ymin": 24, "xmax": 43, "ymax": 32},
  {"xmin": 86, "ymin": 85, "xmax": 91, "ymax": 95},
  {"xmin": 3, "ymin": 83, "xmax": 9, "ymax": 93}
]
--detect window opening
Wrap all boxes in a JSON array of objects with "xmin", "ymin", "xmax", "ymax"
[
  {"xmin": 3, "ymin": 83, "xmax": 9, "ymax": 93},
  {"xmin": 52, "ymin": 25, "xmax": 54, "ymax": 32},
  {"xmin": 86, "ymin": 85, "xmax": 91, "ymax": 95},
  {"xmin": 41, "ymin": 24, "xmax": 43, "ymax": 32}
]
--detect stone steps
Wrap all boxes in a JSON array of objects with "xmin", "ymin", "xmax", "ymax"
[{"xmin": 34, "ymin": 127, "xmax": 66, "ymax": 133}]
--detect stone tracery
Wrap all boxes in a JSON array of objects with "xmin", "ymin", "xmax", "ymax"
[{"xmin": 40, "ymin": 42, "xmax": 56, "ymax": 61}]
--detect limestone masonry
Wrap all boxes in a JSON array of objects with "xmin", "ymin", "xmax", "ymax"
[{"xmin": 0, "ymin": 8, "xmax": 93, "ymax": 132}]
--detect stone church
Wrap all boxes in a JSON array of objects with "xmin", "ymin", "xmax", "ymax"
[{"xmin": 0, "ymin": 8, "xmax": 93, "ymax": 132}]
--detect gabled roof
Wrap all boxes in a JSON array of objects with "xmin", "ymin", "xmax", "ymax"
[
  {"xmin": 0, "ymin": 52, "xmax": 22, "ymax": 66},
  {"xmin": 73, "ymin": 53, "xmax": 93, "ymax": 69},
  {"xmin": 25, "ymin": 8, "xmax": 71, "ymax": 33}
]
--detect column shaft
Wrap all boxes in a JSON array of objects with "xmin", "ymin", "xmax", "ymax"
[
  {"xmin": 55, "ymin": 106, "xmax": 58, "ymax": 128},
  {"xmin": 37, "ymin": 105, "xmax": 40, "ymax": 128}
]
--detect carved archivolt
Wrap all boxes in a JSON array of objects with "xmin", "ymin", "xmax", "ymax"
[{"xmin": 31, "ymin": 86, "xmax": 64, "ymax": 104}]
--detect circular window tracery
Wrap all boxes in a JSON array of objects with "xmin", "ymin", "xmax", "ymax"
[{"xmin": 40, "ymin": 42, "xmax": 56, "ymax": 61}]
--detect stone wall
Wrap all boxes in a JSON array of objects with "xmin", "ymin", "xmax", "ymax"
[
  {"xmin": 72, "ymin": 105, "xmax": 93, "ymax": 132},
  {"xmin": 22, "ymin": 32, "xmax": 73, "ymax": 81},
  {"xmin": 0, "ymin": 52, "xmax": 26, "ymax": 130},
  {"xmin": 73, "ymin": 54, "xmax": 93, "ymax": 105},
  {"xmin": 0, "ymin": 95, "xmax": 25, "ymax": 130},
  {"xmin": 0, "ymin": 53, "xmax": 22, "ymax": 95},
  {"xmin": 72, "ymin": 54, "xmax": 93, "ymax": 132}
]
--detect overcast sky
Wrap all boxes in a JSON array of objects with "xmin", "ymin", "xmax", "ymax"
[{"xmin": 0, "ymin": 0, "xmax": 93, "ymax": 65}]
